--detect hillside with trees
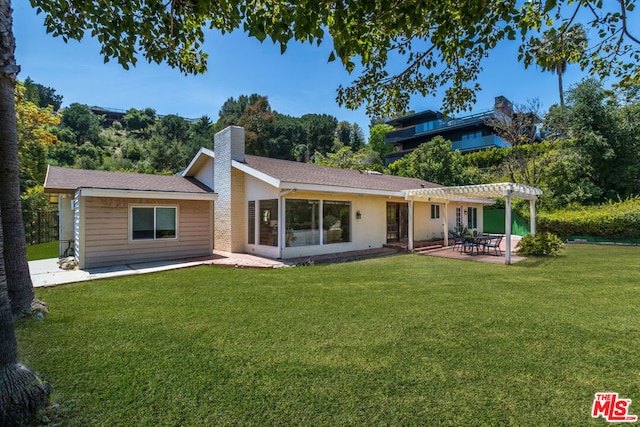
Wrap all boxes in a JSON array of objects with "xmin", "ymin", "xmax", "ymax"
[
  {"xmin": 19, "ymin": 77, "xmax": 640, "ymax": 218},
  {"xmin": 18, "ymin": 80, "xmax": 383, "ymax": 213}
]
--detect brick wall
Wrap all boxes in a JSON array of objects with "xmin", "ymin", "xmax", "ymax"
[{"xmin": 214, "ymin": 126, "xmax": 245, "ymax": 252}]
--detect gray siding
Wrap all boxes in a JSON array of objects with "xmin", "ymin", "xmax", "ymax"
[{"xmin": 82, "ymin": 197, "xmax": 212, "ymax": 268}]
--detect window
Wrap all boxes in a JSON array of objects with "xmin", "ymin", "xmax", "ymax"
[
  {"xmin": 467, "ymin": 206, "xmax": 478, "ymax": 230},
  {"xmin": 259, "ymin": 199, "xmax": 278, "ymax": 246},
  {"xmin": 455, "ymin": 207, "xmax": 462, "ymax": 230},
  {"xmin": 430, "ymin": 204, "xmax": 440, "ymax": 219},
  {"xmin": 248, "ymin": 201, "xmax": 255, "ymax": 244},
  {"xmin": 416, "ymin": 120, "xmax": 440, "ymax": 133},
  {"xmin": 286, "ymin": 199, "xmax": 320, "ymax": 247},
  {"xmin": 461, "ymin": 131, "xmax": 483, "ymax": 140},
  {"xmin": 323, "ymin": 201, "xmax": 350, "ymax": 244},
  {"xmin": 131, "ymin": 206, "xmax": 176, "ymax": 240}
]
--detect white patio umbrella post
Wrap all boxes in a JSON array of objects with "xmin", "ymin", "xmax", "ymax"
[
  {"xmin": 504, "ymin": 187, "xmax": 512, "ymax": 265},
  {"xmin": 529, "ymin": 199, "xmax": 536, "ymax": 235},
  {"xmin": 408, "ymin": 200, "xmax": 414, "ymax": 252}
]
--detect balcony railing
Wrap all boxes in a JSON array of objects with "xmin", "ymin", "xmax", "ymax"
[{"xmin": 386, "ymin": 109, "xmax": 496, "ymax": 143}]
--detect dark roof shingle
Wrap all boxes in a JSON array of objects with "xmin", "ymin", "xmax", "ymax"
[
  {"xmin": 44, "ymin": 166, "xmax": 213, "ymax": 194},
  {"xmin": 242, "ymin": 155, "xmax": 440, "ymax": 192}
]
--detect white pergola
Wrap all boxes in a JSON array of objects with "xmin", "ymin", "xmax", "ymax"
[{"xmin": 403, "ymin": 182, "xmax": 543, "ymax": 264}]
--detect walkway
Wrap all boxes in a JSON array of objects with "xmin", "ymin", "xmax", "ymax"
[
  {"xmin": 29, "ymin": 238, "xmax": 524, "ymax": 288},
  {"xmin": 30, "ymin": 251, "xmax": 286, "ymax": 288}
]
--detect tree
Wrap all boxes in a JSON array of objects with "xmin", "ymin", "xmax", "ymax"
[
  {"xmin": 0, "ymin": 211, "xmax": 51, "ymax": 425},
  {"xmin": 368, "ymin": 123, "xmax": 394, "ymax": 164},
  {"xmin": 301, "ymin": 114, "xmax": 338, "ymax": 155},
  {"xmin": 22, "ymin": 77, "xmax": 63, "ymax": 111},
  {"xmin": 485, "ymin": 100, "xmax": 546, "ymax": 186},
  {"xmin": 60, "ymin": 103, "xmax": 102, "ymax": 145},
  {"xmin": 334, "ymin": 122, "xmax": 365, "ymax": 151},
  {"xmin": 313, "ymin": 146, "xmax": 383, "ymax": 171},
  {"xmin": 388, "ymin": 136, "xmax": 469, "ymax": 186},
  {"xmin": 267, "ymin": 113, "xmax": 307, "ymax": 161},
  {"xmin": 238, "ymin": 96, "xmax": 275, "ymax": 157},
  {"xmin": 15, "ymin": 81, "xmax": 59, "ymax": 192},
  {"xmin": 155, "ymin": 114, "xmax": 190, "ymax": 142},
  {"xmin": 123, "ymin": 107, "xmax": 156, "ymax": 135},
  {"xmin": 215, "ymin": 94, "xmax": 263, "ymax": 131},
  {"xmin": 0, "ymin": 1, "xmax": 51, "ymax": 421},
  {"xmin": 563, "ymin": 78, "xmax": 640, "ymax": 201},
  {"xmin": 530, "ymin": 24, "xmax": 587, "ymax": 107},
  {"xmin": 32, "ymin": 1, "xmax": 637, "ymax": 117}
]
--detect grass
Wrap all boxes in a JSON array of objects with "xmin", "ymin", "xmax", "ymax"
[
  {"xmin": 26, "ymin": 241, "xmax": 59, "ymax": 261},
  {"xmin": 16, "ymin": 245, "xmax": 640, "ymax": 425}
]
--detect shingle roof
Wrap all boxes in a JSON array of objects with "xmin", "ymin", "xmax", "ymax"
[
  {"xmin": 44, "ymin": 166, "xmax": 214, "ymax": 194},
  {"xmin": 241, "ymin": 155, "xmax": 440, "ymax": 192}
]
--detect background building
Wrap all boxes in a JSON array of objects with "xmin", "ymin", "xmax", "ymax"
[{"xmin": 385, "ymin": 96, "xmax": 515, "ymax": 165}]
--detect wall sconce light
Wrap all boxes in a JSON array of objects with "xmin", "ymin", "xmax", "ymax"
[{"xmin": 356, "ymin": 210, "xmax": 362, "ymax": 219}]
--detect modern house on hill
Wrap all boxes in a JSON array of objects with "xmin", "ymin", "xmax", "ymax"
[
  {"xmin": 44, "ymin": 125, "xmax": 542, "ymax": 268},
  {"xmin": 385, "ymin": 96, "xmax": 515, "ymax": 165}
]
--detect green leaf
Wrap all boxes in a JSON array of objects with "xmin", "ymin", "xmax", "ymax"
[{"xmin": 544, "ymin": 0, "xmax": 557, "ymax": 13}]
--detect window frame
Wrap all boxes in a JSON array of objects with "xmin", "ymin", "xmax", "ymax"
[
  {"xmin": 322, "ymin": 200, "xmax": 351, "ymax": 245},
  {"xmin": 130, "ymin": 205, "xmax": 178, "ymax": 241},
  {"xmin": 285, "ymin": 198, "xmax": 320, "ymax": 247},
  {"xmin": 430, "ymin": 204, "xmax": 440, "ymax": 220},
  {"xmin": 467, "ymin": 206, "xmax": 478, "ymax": 230}
]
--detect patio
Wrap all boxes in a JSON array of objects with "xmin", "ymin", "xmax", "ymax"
[
  {"xmin": 403, "ymin": 182, "xmax": 542, "ymax": 264},
  {"xmin": 416, "ymin": 235, "xmax": 525, "ymax": 264}
]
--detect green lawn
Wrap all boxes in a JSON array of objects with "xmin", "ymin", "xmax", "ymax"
[
  {"xmin": 16, "ymin": 245, "xmax": 640, "ymax": 425},
  {"xmin": 26, "ymin": 241, "xmax": 59, "ymax": 261}
]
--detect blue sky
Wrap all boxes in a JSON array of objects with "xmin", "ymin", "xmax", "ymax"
[{"xmin": 15, "ymin": 3, "xmax": 592, "ymax": 136}]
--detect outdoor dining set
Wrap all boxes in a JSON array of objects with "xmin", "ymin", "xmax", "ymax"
[{"xmin": 450, "ymin": 232, "xmax": 503, "ymax": 256}]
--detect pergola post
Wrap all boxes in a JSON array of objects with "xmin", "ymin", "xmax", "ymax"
[
  {"xmin": 443, "ymin": 203, "xmax": 449, "ymax": 247},
  {"xmin": 504, "ymin": 189, "xmax": 512, "ymax": 265},
  {"xmin": 408, "ymin": 200, "xmax": 414, "ymax": 252},
  {"xmin": 529, "ymin": 198, "xmax": 536, "ymax": 236}
]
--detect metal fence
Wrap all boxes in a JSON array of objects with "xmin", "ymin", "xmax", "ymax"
[{"xmin": 23, "ymin": 210, "xmax": 59, "ymax": 245}]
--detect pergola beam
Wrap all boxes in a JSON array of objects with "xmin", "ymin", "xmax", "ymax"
[{"xmin": 403, "ymin": 182, "xmax": 542, "ymax": 265}]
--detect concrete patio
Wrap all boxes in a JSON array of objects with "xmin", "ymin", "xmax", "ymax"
[
  {"xmin": 417, "ymin": 235, "xmax": 525, "ymax": 264},
  {"xmin": 29, "ymin": 250, "xmax": 287, "ymax": 288},
  {"xmin": 29, "ymin": 236, "xmax": 524, "ymax": 288}
]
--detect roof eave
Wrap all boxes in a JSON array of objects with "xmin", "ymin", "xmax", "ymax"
[
  {"xmin": 181, "ymin": 147, "xmax": 215, "ymax": 177},
  {"xmin": 77, "ymin": 187, "xmax": 217, "ymax": 201},
  {"xmin": 279, "ymin": 182, "xmax": 407, "ymax": 197}
]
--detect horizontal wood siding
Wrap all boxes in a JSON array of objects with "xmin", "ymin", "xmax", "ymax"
[{"xmin": 83, "ymin": 197, "xmax": 212, "ymax": 268}]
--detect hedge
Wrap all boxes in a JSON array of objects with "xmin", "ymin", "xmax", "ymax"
[{"xmin": 537, "ymin": 197, "xmax": 640, "ymax": 242}]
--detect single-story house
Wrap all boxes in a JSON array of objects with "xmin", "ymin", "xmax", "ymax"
[{"xmin": 44, "ymin": 125, "xmax": 540, "ymax": 268}]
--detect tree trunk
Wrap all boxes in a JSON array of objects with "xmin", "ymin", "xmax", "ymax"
[
  {"xmin": 557, "ymin": 65, "xmax": 564, "ymax": 108},
  {"xmin": 0, "ymin": 0, "xmax": 40, "ymax": 318},
  {"xmin": 0, "ymin": 208, "xmax": 51, "ymax": 426}
]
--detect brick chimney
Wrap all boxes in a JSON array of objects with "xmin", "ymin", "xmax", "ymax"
[
  {"xmin": 494, "ymin": 96, "xmax": 513, "ymax": 117},
  {"xmin": 213, "ymin": 126, "xmax": 246, "ymax": 252}
]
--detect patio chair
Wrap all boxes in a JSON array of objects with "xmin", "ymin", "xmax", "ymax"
[
  {"xmin": 462, "ymin": 237, "xmax": 480, "ymax": 254},
  {"xmin": 481, "ymin": 235, "xmax": 503, "ymax": 256},
  {"xmin": 450, "ymin": 231, "xmax": 464, "ymax": 252}
]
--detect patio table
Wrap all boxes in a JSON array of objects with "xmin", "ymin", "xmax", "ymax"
[{"xmin": 463, "ymin": 235, "xmax": 495, "ymax": 255}]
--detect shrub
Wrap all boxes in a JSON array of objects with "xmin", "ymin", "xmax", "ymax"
[
  {"xmin": 537, "ymin": 197, "xmax": 640, "ymax": 241},
  {"xmin": 516, "ymin": 232, "xmax": 564, "ymax": 256}
]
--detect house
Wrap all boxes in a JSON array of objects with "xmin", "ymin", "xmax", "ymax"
[
  {"xmin": 44, "ymin": 126, "xmax": 505, "ymax": 268},
  {"xmin": 384, "ymin": 96, "xmax": 515, "ymax": 165},
  {"xmin": 43, "ymin": 167, "xmax": 216, "ymax": 269}
]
